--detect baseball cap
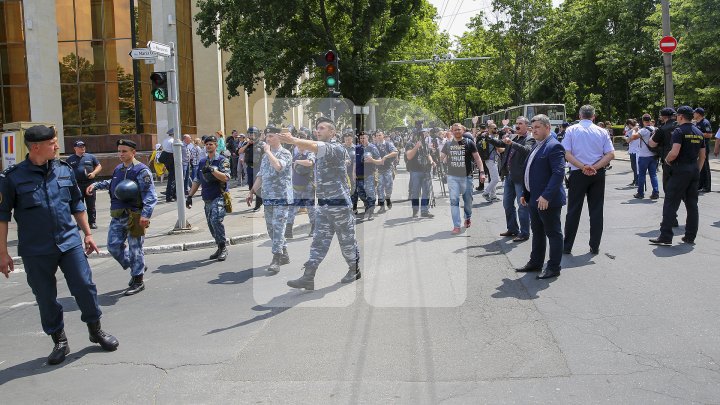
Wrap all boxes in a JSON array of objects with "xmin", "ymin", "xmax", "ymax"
[
  {"xmin": 660, "ymin": 107, "xmax": 676, "ymax": 117},
  {"xmin": 694, "ymin": 107, "xmax": 705, "ymax": 115},
  {"xmin": 677, "ymin": 106, "xmax": 694, "ymax": 119},
  {"xmin": 73, "ymin": 140, "xmax": 86, "ymax": 147}
]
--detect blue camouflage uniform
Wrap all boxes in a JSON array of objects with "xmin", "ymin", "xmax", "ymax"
[
  {"xmin": 259, "ymin": 146, "xmax": 293, "ymax": 254},
  {"xmin": 306, "ymin": 139, "xmax": 359, "ymax": 270},
  {"xmin": 0, "ymin": 158, "xmax": 102, "ymax": 335},
  {"xmin": 353, "ymin": 143, "xmax": 380, "ymax": 211},
  {"xmin": 195, "ymin": 153, "xmax": 231, "ymax": 246},
  {"xmin": 93, "ymin": 159, "xmax": 157, "ymax": 277},
  {"xmin": 375, "ymin": 140, "xmax": 398, "ymax": 201},
  {"xmin": 286, "ymin": 147, "xmax": 316, "ymax": 228}
]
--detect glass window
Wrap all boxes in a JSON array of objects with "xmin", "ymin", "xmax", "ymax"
[
  {"xmin": 0, "ymin": 42, "xmax": 27, "ymax": 85},
  {"xmin": 105, "ymin": 39, "xmax": 132, "ymax": 80},
  {"xmin": 56, "ymin": 0, "xmax": 76, "ymax": 41},
  {"xmin": 60, "ymin": 84, "xmax": 81, "ymax": 125},
  {"xmin": 58, "ymin": 42, "xmax": 78, "ymax": 83},
  {"xmin": 76, "ymin": 40, "xmax": 105, "ymax": 82},
  {"xmin": 111, "ymin": 0, "xmax": 131, "ymax": 38},
  {"xmin": 1, "ymin": 1, "xmax": 25, "ymax": 43},
  {"xmin": 79, "ymin": 82, "xmax": 107, "ymax": 127},
  {"xmin": 2, "ymin": 86, "xmax": 29, "ymax": 123}
]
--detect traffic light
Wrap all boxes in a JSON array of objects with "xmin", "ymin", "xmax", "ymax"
[
  {"xmin": 324, "ymin": 50, "xmax": 339, "ymax": 92},
  {"xmin": 150, "ymin": 72, "xmax": 169, "ymax": 103}
]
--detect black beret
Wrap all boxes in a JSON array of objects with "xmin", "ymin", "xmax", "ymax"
[
  {"xmin": 117, "ymin": 139, "xmax": 137, "ymax": 149},
  {"xmin": 315, "ymin": 117, "xmax": 335, "ymax": 127},
  {"xmin": 24, "ymin": 125, "xmax": 55, "ymax": 142},
  {"xmin": 676, "ymin": 106, "xmax": 694, "ymax": 118},
  {"xmin": 204, "ymin": 135, "xmax": 218, "ymax": 143}
]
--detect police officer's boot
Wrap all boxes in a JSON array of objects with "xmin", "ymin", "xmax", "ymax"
[
  {"xmin": 280, "ymin": 247, "xmax": 290, "ymax": 265},
  {"xmin": 87, "ymin": 320, "xmax": 119, "ymax": 351},
  {"xmin": 125, "ymin": 274, "xmax": 145, "ymax": 296},
  {"xmin": 284, "ymin": 223, "xmax": 294, "ymax": 239},
  {"xmin": 48, "ymin": 330, "xmax": 70, "ymax": 365},
  {"xmin": 341, "ymin": 262, "xmax": 362, "ymax": 284},
  {"xmin": 209, "ymin": 245, "xmax": 223, "ymax": 260},
  {"xmin": 365, "ymin": 207, "xmax": 375, "ymax": 221},
  {"xmin": 268, "ymin": 254, "xmax": 283, "ymax": 273},
  {"xmin": 386, "ymin": 198, "xmax": 392, "ymax": 209},
  {"xmin": 217, "ymin": 244, "xmax": 228, "ymax": 261},
  {"xmin": 287, "ymin": 266, "xmax": 317, "ymax": 290},
  {"xmin": 377, "ymin": 201, "xmax": 386, "ymax": 214}
]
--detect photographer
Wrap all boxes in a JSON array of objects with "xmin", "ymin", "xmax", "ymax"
[
  {"xmin": 477, "ymin": 123, "xmax": 504, "ymax": 202},
  {"xmin": 405, "ymin": 128, "xmax": 436, "ymax": 218}
]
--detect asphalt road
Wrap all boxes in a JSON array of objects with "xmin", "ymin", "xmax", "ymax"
[{"xmin": 1, "ymin": 160, "xmax": 720, "ymax": 404}]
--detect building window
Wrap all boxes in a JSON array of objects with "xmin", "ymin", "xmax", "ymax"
[
  {"xmin": 175, "ymin": 0, "xmax": 195, "ymax": 135},
  {"xmin": 0, "ymin": 0, "xmax": 30, "ymax": 128},
  {"xmin": 57, "ymin": 0, "xmax": 140, "ymax": 138}
]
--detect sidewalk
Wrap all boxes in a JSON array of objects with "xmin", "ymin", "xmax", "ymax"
[{"xmin": 7, "ymin": 181, "xmax": 311, "ymax": 264}]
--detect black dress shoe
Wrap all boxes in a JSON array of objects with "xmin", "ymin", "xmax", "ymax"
[
  {"xmin": 515, "ymin": 264, "xmax": 542, "ymax": 273},
  {"xmin": 681, "ymin": 236, "xmax": 695, "ymax": 245},
  {"xmin": 649, "ymin": 238, "xmax": 672, "ymax": 246},
  {"xmin": 563, "ymin": 249, "xmax": 572, "ymax": 255},
  {"xmin": 536, "ymin": 268, "xmax": 560, "ymax": 279},
  {"xmin": 590, "ymin": 248, "xmax": 599, "ymax": 255},
  {"xmin": 512, "ymin": 235, "xmax": 529, "ymax": 242},
  {"xmin": 500, "ymin": 231, "xmax": 518, "ymax": 237}
]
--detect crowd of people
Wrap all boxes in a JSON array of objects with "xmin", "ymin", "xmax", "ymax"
[{"xmin": 0, "ymin": 102, "xmax": 715, "ymax": 366}]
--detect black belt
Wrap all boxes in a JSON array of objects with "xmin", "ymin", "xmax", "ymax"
[{"xmin": 317, "ymin": 198, "xmax": 349, "ymax": 206}]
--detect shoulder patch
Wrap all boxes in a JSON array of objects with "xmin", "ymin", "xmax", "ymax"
[{"xmin": 1, "ymin": 164, "xmax": 17, "ymax": 177}]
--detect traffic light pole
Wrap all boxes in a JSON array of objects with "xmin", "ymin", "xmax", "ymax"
[
  {"xmin": 169, "ymin": 42, "xmax": 189, "ymax": 230},
  {"xmin": 661, "ymin": 0, "xmax": 674, "ymax": 108}
]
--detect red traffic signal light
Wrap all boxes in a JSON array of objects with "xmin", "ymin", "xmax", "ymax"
[{"xmin": 325, "ymin": 50, "xmax": 336, "ymax": 63}]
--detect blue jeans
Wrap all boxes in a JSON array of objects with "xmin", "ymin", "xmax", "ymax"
[
  {"xmin": 448, "ymin": 175, "xmax": 472, "ymax": 228},
  {"xmin": 502, "ymin": 177, "xmax": 529, "ymax": 236},
  {"xmin": 636, "ymin": 156, "xmax": 659, "ymax": 196},
  {"xmin": 409, "ymin": 171, "xmax": 432, "ymax": 214}
]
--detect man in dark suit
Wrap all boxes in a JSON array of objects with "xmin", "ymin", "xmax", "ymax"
[{"xmin": 516, "ymin": 115, "xmax": 567, "ymax": 279}]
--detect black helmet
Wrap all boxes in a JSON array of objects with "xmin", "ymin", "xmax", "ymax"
[{"xmin": 114, "ymin": 179, "xmax": 141, "ymax": 205}]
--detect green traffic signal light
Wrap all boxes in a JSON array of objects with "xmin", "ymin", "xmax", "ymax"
[
  {"xmin": 150, "ymin": 72, "xmax": 169, "ymax": 102},
  {"xmin": 325, "ymin": 76, "xmax": 337, "ymax": 87}
]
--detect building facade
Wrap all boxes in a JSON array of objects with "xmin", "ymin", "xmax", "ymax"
[{"xmin": 0, "ymin": 0, "xmax": 304, "ymax": 153}]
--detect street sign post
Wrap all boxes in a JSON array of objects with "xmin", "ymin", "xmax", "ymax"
[
  {"xmin": 147, "ymin": 41, "xmax": 172, "ymax": 57},
  {"xmin": 659, "ymin": 36, "xmax": 677, "ymax": 53},
  {"xmin": 129, "ymin": 48, "xmax": 157, "ymax": 60}
]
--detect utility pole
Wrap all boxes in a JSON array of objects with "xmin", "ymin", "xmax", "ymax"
[{"xmin": 661, "ymin": 0, "xmax": 674, "ymax": 108}]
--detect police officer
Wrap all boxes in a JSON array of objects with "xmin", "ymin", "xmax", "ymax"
[
  {"xmin": 650, "ymin": 106, "xmax": 707, "ymax": 246},
  {"xmin": 693, "ymin": 108, "xmax": 713, "ymax": 192},
  {"xmin": 373, "ymin": 130, "xmax": 398, "ymax": 213},
  {"xmin": 285, "ymin": 136, "xmax": 316, "ymax": 239},
  {"xmin": 186, "ymin": 135, "xmax": 231, "ymax": 261},
  {"xmin": 0, "ymin": 125, "xmax": 118, "ymax": 365},
  {"xmin": 246, "ymin": 126, "xmax": 293, "ymax": 273},
  {"xmin": 355, "ymin": 131, "xmax": 381, "ymax": 221},
  {"xmin": 65, "ymin": 140, "xmax": 102, "ymax": 229},
  {"xmin": 650, "ymin": 108, "xmax": 678, "ymax": 193},
  {"xmin": 88, "ymin": 139, "xmax": 158, "ymax": 295},
  {"xmin": 279, "ymin": 118, "xmax": 360, "ymax": 290},
  {"xmin": 238, "ymin": 126, "xmax": 264, "ymax": 211}
]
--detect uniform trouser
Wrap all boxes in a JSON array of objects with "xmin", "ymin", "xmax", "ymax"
[
  {"xmin": 447, "ymin": 175, "xmax": 473, "ymax": 228},
  {"xmin": 637, "ymin": 156, "xmax": 659, "ymax": 196},
  {"xmin": 528, "ymin": 205, "xmax": 563, "ymax": 271},
  {"xmin": 660, "ymin": 164, "xmax": 700, "ymax": 241},
  {"xmin": 409, "ymin": 171, "xmax": 432, "ymax": 214},
  {"xmin": 162, "ymin": 152, "xmax": 176, "ymax": 201},
  {"xmin": 107, "ymin": 215, "xmax": 146, "ymax": 276},
  {"xmin": 377, "ymin": 170, "xmax": 394, "ymax": 200},
  {"xmin": 629, "ymin": 153, "xmax": 638, "ymax": 184},
  {"xmin": 183, "ymin": 163, "xmax": 193, "ymax": 194},
  {"xmin": 204, "ymin": 196, "xmax": 227, "ymax": 246},
  {"xmin": 503, "ymin": 177, "xmax": 530, "ymax": 237},
  {"xmin": 78, "ymin": 182, "xmax": 97, "ymax": 225},
  {"xmin": 264, "ymin": 205, "xmax": 289, "ymax": 254},
  {"xmin": 352, "ymin": 178, "xmax": 376, "ymax": 211},
  {"xmin": 230, "ymin": 155, "xmax": 239, "ymax": 179},
  {"xmin": 23, "ymin": 244, "xmax": 102, "ymax": 335},
  {"xmin": 563, "ymin": 169, "xmax": 606, "ymax": 251},
  {"xmin": 698, "ymin": 148, "xmax": 711, "ymax": 191},
  {"xmin": 305, "ymin": 205, "xmax": 359, "ymax": 270},
  {"xmin": 483, "ymin": 161, "xmax": 500, "ymax": 198},
  {"xmin": 287, "ymin": 188, "xmax": 316, "ymax": 225}
]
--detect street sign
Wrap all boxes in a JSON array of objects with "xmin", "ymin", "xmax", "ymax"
[
  {"xmin": 129, "ymin": 48, "xmax": 156, "ymax": 60},
  {"xmin": 147, "ymin": 41, "xmax": 172, "ymax": 57},
  {"xmin": 659, "ymin": 36, "xmax": 677, "ymax": 53}
]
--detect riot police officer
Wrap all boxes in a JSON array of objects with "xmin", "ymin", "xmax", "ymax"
[
  {"xmin": 278, "ymin": 118, "xmax": 361, "ymax": 290},
  {"xmin": 88, "ymin": 139, "xmax": 157, "ymax": 295},
  {"xmin": 649, "ymin": 106, "xmax": 707, "ymax": 245},
  {"xmin": 0, "ymin": 125, "xmax": 118, "ymax": 365},
  {"xmin": 246, "ymin": 127, "xmax": 293, "ymax": 272},
  {"xmin": 186, "ymin": 136, "xmax": 231, "ymax": 261}
]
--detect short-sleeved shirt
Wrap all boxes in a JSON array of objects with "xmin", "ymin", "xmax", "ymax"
[
  {"xmin": 441, "ymin": 138, "xmax": 478, "ymax": 177},
  {"xmin": 66, "ymin": 152, "xmax": 100, "ymax": 183},
  {"xmin": 195, "ymin": 154, "xmax": 230, "ymax": 201},
  {"xmin": 356, "ymin": 143, "xmax": 380, "ymax": 177},
  {"xmin": 404, "ymin": 139, "xmax": 432, "ymax": 172},
  {"xmin": 561, "ymin": 120, "xmax": 615, "ymax": 170},
  {"xmin": 0, "ymin": 158, "xmax": 85, "ymax": 256},
  {"xmin": 315, "ymin": 139, "xmax": 351, "ymax": 205},
  {"xmin": 258, "ymin": 146, "xmax": 292, "ymax": 205},
  {"xmin": 375, "ymin": 141, "xmax": 398, "ymax": 171},
  {"xmin": 636, "ymin": 126, "xmax": 656, "ymax": 158},
  {"xmin": 671, "ymin": 123, "xmax": 706, "ymax": 165}
]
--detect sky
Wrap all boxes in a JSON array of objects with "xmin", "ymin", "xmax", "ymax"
[{"xmin": 428, "ymin": 0, "xmax": 564, "ymax": 40}]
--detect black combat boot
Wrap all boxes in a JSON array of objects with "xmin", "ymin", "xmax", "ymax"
[
  {"xmin": 88, "ymin": 321, "xmax": 119, "ymax": 351},
  {"xmin": 279, "ymin": 247, "xmax": 290, "ymax": 265},
  {"xmin": 48, "ymin": 330, "xmax": 70, "ymax": 365},
  {"xmin": 287, "ymin": 266, "xmax": 317, "ymax": 290},
  {"xmin": 377, "ymin": 201, "xmax": 386, "ymax": 214},
  {"xmin": 386, "ymin": 198, "xmax": 392, "ymax": 209},
  {"xmin": 341, "ymin": 262, "xmax": 361, "ymax": 284},
  {"xmin": 268, "ymin": 254, "xmax": 282, "ymax": 273},
  {"xmin": 284, "ymin": 223, "xmax": 294, "ymax": 239},
  {"xmin": 365, "ymin": 207, "xmax": 375, "ymax": 221},
  {"xmin": 124, "ymin": 274, "xmax": 145, "ymax": 296},
  {"xmin": 209, "ymin": 246, "xmax": 223, "ymax": 260},
  {"xmin": 217, "ymin": 244, "xmax": 228, "ymax": 261}
]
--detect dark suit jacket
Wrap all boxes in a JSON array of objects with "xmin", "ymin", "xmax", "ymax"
[
  {"xmin": 522, "ymin": 137, "xmax": 567, "ymax": 208},
  {"xmin": 488, "ymin": 134, "xmax": 536, "ymax": 184}
]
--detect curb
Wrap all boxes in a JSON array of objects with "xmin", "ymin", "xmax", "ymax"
[{"xmin": 11, "ymin": 223, "xmax": 311, "ymax": 267}]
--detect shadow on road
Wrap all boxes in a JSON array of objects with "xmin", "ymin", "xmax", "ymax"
[
  {"xmin": 492, "ymin": 273, "xmax": 556, "ymax": 300},
  {"xmin": 0, "ymin": 346, "xmax": 101, "ymax": 386},
  {"xmin": 153, "ymin": 258, "xmax": 215, "ymax": 274},
  {"xmin": 396, "ymin": 230, "xmax": 464, "ymax": 246},
  {"xmin": 651, "ymin": 244, "xmax": 694, "ymax": 257},
  {"xmin": 560, "ymin": 253, "xmax": 596, "ymax": 269}
]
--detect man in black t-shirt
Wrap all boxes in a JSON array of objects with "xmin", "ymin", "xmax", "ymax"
[
  {"xmin": 440, "ymin": 123, "xmax": 485, "ymax": 234},
  {"xmin": 650, "ymin": 106, "xmax": 706, "ymax": 246},
  {"xmin": 693, "ymin": 108, "xmax": 713, "ymax": 192}
]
